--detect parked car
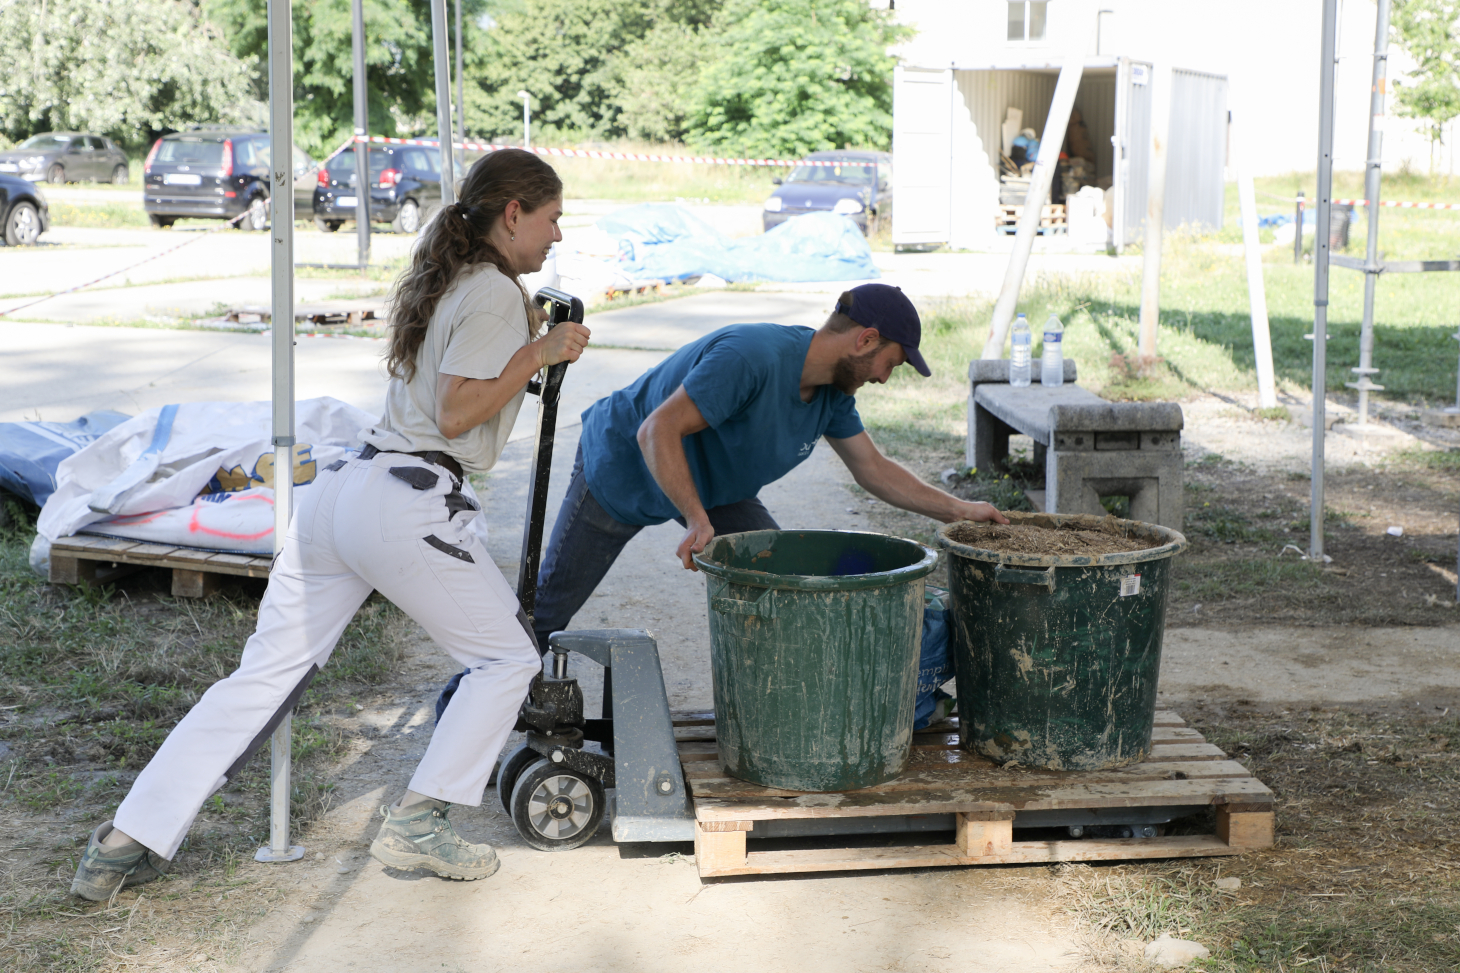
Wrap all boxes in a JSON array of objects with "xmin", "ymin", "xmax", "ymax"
[
  {"xmin": 762, "ymin": 151, "xmax": 893, "ymax": 234},
  {"xmin": 1, "ymin": 174, "xmax": 49, "ymax": 245},
  {"xmin": 0, "ymin": 132, "xmax": 130, "ymax": 185},
  {"xmin": 312, "ymin": 142, "xmax": 444, "ymax": 235},
  {"xmin": 142, "ymin": 128, "xmax": 316, "ymax": 230}
]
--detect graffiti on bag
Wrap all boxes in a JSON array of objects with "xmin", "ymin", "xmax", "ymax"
[{"xmin": 202, "ymin": 443, "xmax": 317, "ymax": 495}]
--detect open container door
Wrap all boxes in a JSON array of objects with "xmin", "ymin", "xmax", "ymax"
[
  {"xmin": 1167, "ymin": 68, "xmax": 1230, "ymax": 231},
  {"xmin": 892, "ymin": 66, "xmax": 953, "ymax": 249},
  {"xmin": 1113, "ymin": 58, "xmax": 1153, "ymax": 252}
]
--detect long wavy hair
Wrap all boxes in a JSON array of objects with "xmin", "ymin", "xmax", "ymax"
[{"xmin": 385, "ymin": 149, "xmax": 563, "ymax": 382}]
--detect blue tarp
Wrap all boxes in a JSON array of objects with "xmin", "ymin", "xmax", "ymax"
[
  {"xmin": 0, "ymin": 411, "xmax": 131, "ymax": 507},
  {"xmin": 600, "ymin": 204, "xmax": 880, "ymax": 284}
]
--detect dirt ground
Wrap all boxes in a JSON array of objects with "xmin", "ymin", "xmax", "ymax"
[{"xmin": 2, "ymin": 392, "xmax": 1459, "ymax": 972}]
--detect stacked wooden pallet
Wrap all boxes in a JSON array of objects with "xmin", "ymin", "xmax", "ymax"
[
  {"xmin": 996, "ymin": 203, "xmax": 1067, "ymax": 232},
  {"xmin": 49, "ymin": 534, "xmax": 271, "ymax": 598},
  {"xmin": 676, "ymin": 710, "xmax": 1274, "ymax": 879}
]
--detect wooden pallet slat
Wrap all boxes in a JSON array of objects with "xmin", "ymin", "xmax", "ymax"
[
  {"xmin": 679, "ymin": 710, "xmax": 1274, "ymax": 878},
  {"xmin": 49, "ymin": 534, "xmax": 274, "ymax": 597}
]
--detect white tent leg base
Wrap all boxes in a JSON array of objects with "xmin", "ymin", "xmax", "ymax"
[{"xmin": 256, "ymin": 712, "xmax": 304, "ymax": 863}]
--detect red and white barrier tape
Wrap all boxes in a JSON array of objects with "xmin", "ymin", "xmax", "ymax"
[
  {"xmin": 1332, "ymin": 197, "xmax": 1460, "ymax": 210},
  {"xmin": 1282, "ymin": 195, "xmax": 1460, "ymax": 211},
  {"xmin": 352, "ymin": 135, "xmax": 842, "ymax": 167}
]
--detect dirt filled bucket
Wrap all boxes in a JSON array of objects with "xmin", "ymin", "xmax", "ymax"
[
  {"xmin": 936, "ymin": 512, "xmax": 1187, "ymax": 771},
  {"xmin": 693, "ymin": 530, "xmax": 939, "ymax": 792}
]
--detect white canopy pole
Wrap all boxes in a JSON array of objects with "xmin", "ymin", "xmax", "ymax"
[
  {"xmin": 351, "ymin": 0, "xmax": 370, "ymax": 270},
  {"xmin": 1234, "ymin": 106, "xmax": 1277, "ymax": 409},
  {"xmin": 430, "ymin": 0, "xmax": 456, "ymax": 205},
  {"xmin": 1310, "ymin": 0, "xmax": 1340, "ymax": 561},
  {"xmin": 1137, "ymin": 64, "xmax": 1171, "ymax": 364},
  {"xmin": 257, "ymin": 0, "xmax": 304, "ymax": 865},
  {"xmin": 980, "ymin": 57, "xmax": 1085, "ymax": 360}
]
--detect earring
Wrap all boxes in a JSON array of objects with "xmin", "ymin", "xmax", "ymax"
[{"xmin": 510, "ymin": 232, "xmax": 515, "ymax": 241}]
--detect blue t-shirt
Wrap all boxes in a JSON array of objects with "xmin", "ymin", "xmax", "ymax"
[{"xmin": 580, "ymin": 324, "xmax": 865, "ymax": 526}]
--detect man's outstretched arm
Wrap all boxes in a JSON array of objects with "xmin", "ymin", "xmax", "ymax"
[
  {"xmin": 827, "ymin": 431, "xmax": 1010, "ymax": 524},
  {"xmin": 637, "ymin": 386, "xmax": 714, "ymax": 570}
]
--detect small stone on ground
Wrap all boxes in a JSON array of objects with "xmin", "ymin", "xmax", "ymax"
[{"xmin": 1144, "ymin": 933, "xmax": 1211, "ymax": 968}]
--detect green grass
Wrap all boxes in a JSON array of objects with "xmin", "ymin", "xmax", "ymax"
[
  {"xmin": 516, "ymin": 141, "xmax": 781, "ymax": 204},
  {"xmin": 44, "ymin": 200, "xmax": 150, "ymax": 229},
  {"xmin": 0, "ymin": 505, "xmax": 406, "ymax": 818}
]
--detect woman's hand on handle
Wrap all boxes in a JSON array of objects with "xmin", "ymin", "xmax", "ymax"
[{"xmin": 532, "ymin": 320, "xmax": 591, "ymax": 368}]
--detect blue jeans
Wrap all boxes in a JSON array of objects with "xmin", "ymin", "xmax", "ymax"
[{"xmin": 531, "ymin": 444, "xmax": 779, "ymax": 649}]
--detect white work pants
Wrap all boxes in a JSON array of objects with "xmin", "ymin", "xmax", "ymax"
[{"xmin": 114, "ymin": 451, "xmax": 540, "ymax": 860}]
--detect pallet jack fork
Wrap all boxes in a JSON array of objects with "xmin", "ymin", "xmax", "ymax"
[{"xmin": 495, "ymin": 288, "xmax": 695, "ymax": 851}]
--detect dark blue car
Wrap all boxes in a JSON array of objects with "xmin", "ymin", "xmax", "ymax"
[
  {"xmin": 762, "ymin": 150, "xmax": 892, "ymax": 235},
  {"xmin": 313, "ymin": 143, "xmax": 444, "ymax": 235},
  {"xmin": 1, "ymin": 173, "xmax": 49, "ymax": 246}
]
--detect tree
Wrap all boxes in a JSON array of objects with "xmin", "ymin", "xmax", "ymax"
[
  {"xmin": 0, "ymin": 0, "xmax": 258, "ymax": 150},
  {"xmin": 203, "ymin": 0, "xmax": 467, "ymax": 160},
  {"xmin": 1391, "ymin": 0, "xmax": 1460, "ymax": 171},
  {"xmin": 684, "ymin": 0, "xmax": 904, "ymax": 158},
  {"xmin": 469, "ymin": 0, "xmax": 719, "ymax": 143},
  {"xmin": 471, "ymin": 0, "xmax": 654, "ymax": 142}
]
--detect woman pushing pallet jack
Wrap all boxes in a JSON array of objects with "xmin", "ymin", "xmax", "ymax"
[{"xmin": 71, "ymin": 149, "xmax": 588, "ymax": 898}]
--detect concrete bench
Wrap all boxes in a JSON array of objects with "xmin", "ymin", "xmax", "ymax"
[{"xmin": 965, "ymin": 360, "xmax": 1184, "ymax": 528}]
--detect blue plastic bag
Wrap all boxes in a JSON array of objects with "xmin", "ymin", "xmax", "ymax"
[
  {"xmin": 914, "ymin": 586, "xmax": 955, "ymax": 730},
  {"xmin": 601, "ymin": 204, "xmax": 880, "ymax": 284},
  {"xmin": 0, "ymin": 411, "xmax": 131, "ymax": 507}
]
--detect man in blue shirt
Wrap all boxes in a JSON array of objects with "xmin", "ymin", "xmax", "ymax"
[{"xmin": 530, "ymin": 283, "xmax": 1007, "ymax": 648}]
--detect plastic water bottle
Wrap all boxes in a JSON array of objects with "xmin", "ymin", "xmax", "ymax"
[
  {"xmin": 1041, "ymin": 314, "xmax": 1064, "ymax": 387},
  {"xmin": 1009, "ymin": 314, "xmax": 1032, "ymax": 387}
]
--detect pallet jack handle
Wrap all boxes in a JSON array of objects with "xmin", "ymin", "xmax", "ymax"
[{"xmin": 517, "ymin": 287, "xmax": 584, "ymax": 636}]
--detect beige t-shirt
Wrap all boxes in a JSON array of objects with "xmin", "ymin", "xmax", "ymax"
[{"xmin": 362, "ymin": 263, "xmax": 534, "ymax": 474}]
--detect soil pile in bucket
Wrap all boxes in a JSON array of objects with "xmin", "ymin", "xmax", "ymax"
[{"xmin": 945, "ymin": 517, "xmax": 1156, "ymax": 556}]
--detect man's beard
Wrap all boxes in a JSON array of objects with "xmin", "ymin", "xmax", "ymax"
[{"xmin": 831, "ymin": 345, "xmax": 883, "ymax": 395}]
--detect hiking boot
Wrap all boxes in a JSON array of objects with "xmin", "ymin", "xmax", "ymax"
[
  {"xmin": 70, "ymin": 821, "xmax": 170, "ymax": 902},
  {"xmin": 369, "ymin": 799, "xmax": 500, "ymax": 881}
]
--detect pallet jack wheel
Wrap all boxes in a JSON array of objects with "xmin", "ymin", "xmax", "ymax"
[
  {"xmin": 509, "ymin": 758, "xmax": 604, "ymax": 851},
  {"xmin": 496, "ymin": 742, "xmax": 540, "ymax": 816}
]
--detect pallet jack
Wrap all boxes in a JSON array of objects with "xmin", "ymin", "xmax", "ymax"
[{"xmin": 487, "ymin": 287, "xmax": 695, "ymax": 851}]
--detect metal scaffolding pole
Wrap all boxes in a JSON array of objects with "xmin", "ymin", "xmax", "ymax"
[
  {"xmin": 430, "ymin": 0, "xmax": 456, "ymax": 206},
  {"xmin": 1348, "ymin": 0, "xmax": 1391, "ymax": 425},
  {"xmin": 258, "ymin": 0, "xmax": 303, "ymax": 865},
  {"xmin": 455, "ymin": 0, "xmax": 465, "ymax": 147},
  {"xmin": 1309, "ymin": 0, "xmax": 1340, "ymax": 561},
  {"xmin": 351, "ymin": 0, "xmax": 370, "ymax": 270}
]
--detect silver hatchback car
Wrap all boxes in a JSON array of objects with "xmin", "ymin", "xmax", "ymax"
[{"xmin": 0, "ymin": 132, "xmax": 130, "ymax": 184}]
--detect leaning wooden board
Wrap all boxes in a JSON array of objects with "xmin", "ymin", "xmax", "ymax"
[
  {"xmin": 675, "ymin": 710, "xmax": 1274, "ymax": 879},
  {"xmin": 49, "ymin": 534, "xmax": 271, "ymax": 598}
]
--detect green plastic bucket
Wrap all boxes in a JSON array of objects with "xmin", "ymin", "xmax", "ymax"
[
  {"xmin": 935, "ymin": 512, "xmax": 1187, "ymax": 771},
  {"xmin": 693, "ymin": 530, "xmax": 939, "ymax": 792}
]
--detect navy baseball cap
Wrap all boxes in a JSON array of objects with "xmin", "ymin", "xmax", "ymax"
[{"xmin": 835, "ymin": 283, "xmax": 930, "ymax": 377}]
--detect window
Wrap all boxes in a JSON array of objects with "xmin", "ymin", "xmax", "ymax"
[
  {"xmin": 1007, "ymin": 1, "xmax": 1048, "ymax": 42},
  {"xmin": 156, "ymin": 138, "xmax": 226, "ymax": 165},
  {"xmin": 403, "ymin": 148, "xmax": 441, "ymax": 175},
  {"xmin": 786, "ymin": 162, "xmax": 875, "ymax": 186},
  {"xmin": 84, "ymin": 136, "xmax": 105, "ymax": 151}
]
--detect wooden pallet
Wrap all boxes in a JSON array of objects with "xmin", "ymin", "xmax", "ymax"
[
  {"xmin": 675, "ymin": 711, "xmax": 1274, "ymax": 879},
  {"xmin": 220, "ymin": 299, "xmax": 385, "ymax": 328},
  {"xmin": 996, "ymin": 203, "xmax": 1067, "ymax": 232},
  {"xmin": 49, "ymin": 534, "xmax": 271, "ymax": 598}
]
